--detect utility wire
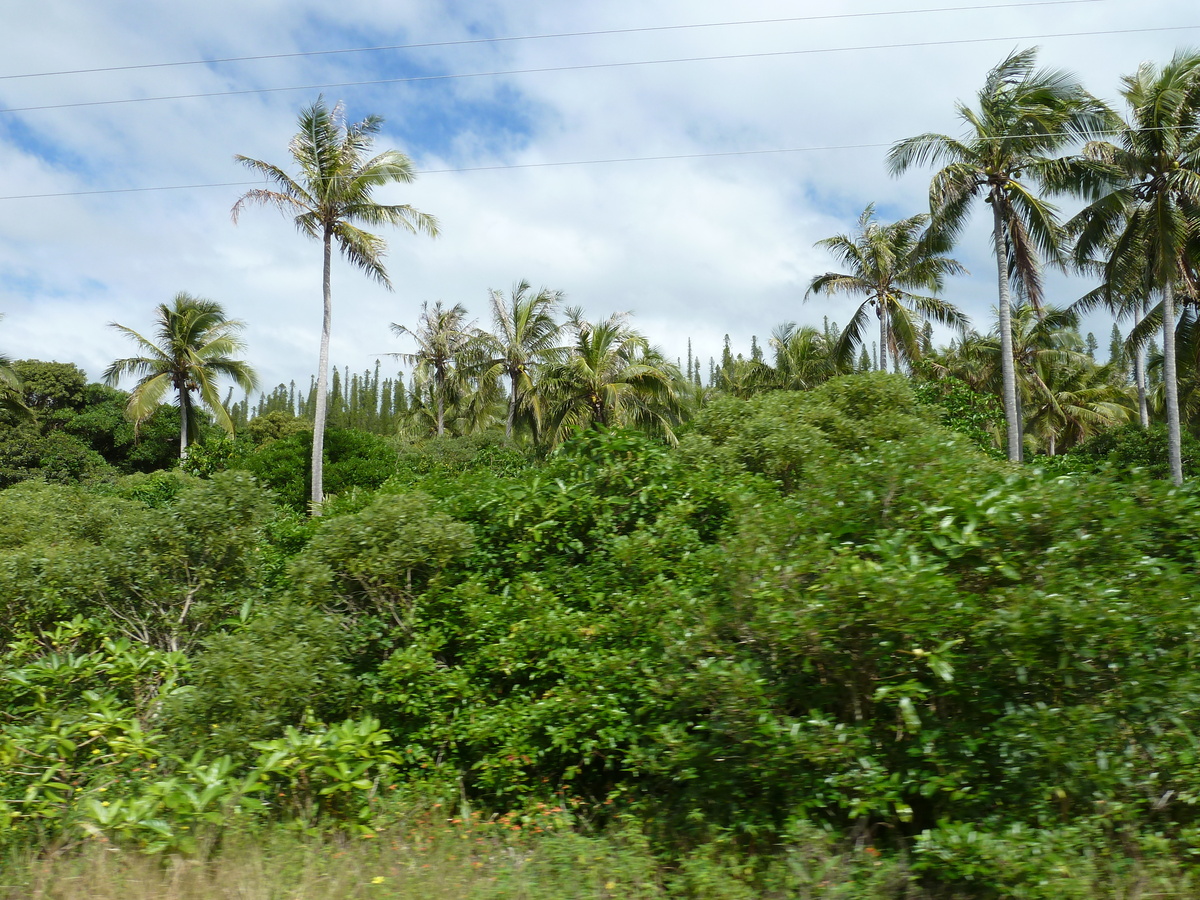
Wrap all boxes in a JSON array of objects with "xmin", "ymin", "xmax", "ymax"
[
  {"xmin": 0, "ymin": 128, "xmax": 1162, "ymax": 202},
  {"xmin": 0, "ymin": 145, "xmax": 863, "ymax": 200},
  {"xmin": 0, "ymin": 0, "xmax": 1106, "ymax": 81},
  {"xmin": 4, "ymin": 23, "xmax": 1192, "ymax": 116}
]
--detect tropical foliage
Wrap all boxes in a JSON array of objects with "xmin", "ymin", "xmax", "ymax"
[
  {"xmin": 233, "ymin": 98, "xmax": 438, "ymax": 512},
  {"xmin": 889, "ymin": 47, "xmax": 1113, "ymax": 460},
  {"xmin": 1069, "ymin": 51, "xmax": 1200, "ymax": 484},
  {"xmin": 541, "ymin": 310, "xmax": 682, "ymax": 445},
  {"xmin": 391, "ymin": 300, "xmax": 483, "ymax": 438},
  {"xmin": 18, "ymin": 48, "xmax": 1200, "ymax": 895},
  {"xmin": 104, "ymin": 293, "xmax": 257, "ymax": 457},
  {"xmin": 6, "ymin": 376, "xmax": 1200, "ymax": 898},
  {"xmin": 807, "ymin": 204, "xmax": 966, "ymax": 372},
  {"xmin": 477, "ymin": 280, "xmax": 564, "ymax": 441}
]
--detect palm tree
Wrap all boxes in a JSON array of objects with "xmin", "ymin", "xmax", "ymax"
[
  {"xmin": 1025, "ymin": 355, "xmax": 1132, "ymax": 455},
  {"xmin": 232, "ymin": 98, "xmax": 437, "ymax": 512},
  {"xmin": 1136, "ymin": 305, "xmax": 1200, "ymax": 428},
  {"xmin": 477, "ymin": 280, "xmax": 564, "ymax": 441},
  {"xmin": 104, "ymin": 293, "xmax": 258, "ymax": 458},
  {"xmin": 0, "ymin": 318, "xmax": 31, "ymax": 421},
  {"xmin": 391, "ymin": 301, "xmax": 483, "ymax": 437},
  {"xmin": 0, "ymin": 356, "xmax": 30, "ymax": 422},
  {"xmin": 1069, "ymin": 52, "xmax": 1200, "ymax": 484},
  {"xmin": 1001, "ymin": 305, "xmax": 1133, "ymax": 454},
  {"xmin": 806, "ymin": 204, "xmax": 967, "ymax": 372},
  {"xmin": 542, "ymin": 310, "xmax": 682, "ymax": 445},
  {"xmin": 768, "ymin": 322, "xmax": 844, "ymax": 390},
  {"xmin": 889, "ymin": 47, "xmax": 1113, "ymax": 461},
  {"xmin": 1072, "ymin": 271, "xmax": 1152, "ymax": 428}
]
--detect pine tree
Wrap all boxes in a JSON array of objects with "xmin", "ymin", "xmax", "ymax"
[{"xmin": 1109, "ymin": 324, "xmax": 1126, "ymax": 374}]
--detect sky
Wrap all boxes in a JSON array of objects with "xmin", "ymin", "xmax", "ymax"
[{"xmin": 1, "ymin": 0, "xmax": 1197, "ymax": 397}]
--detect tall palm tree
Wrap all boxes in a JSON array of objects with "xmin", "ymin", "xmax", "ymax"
[
  {"xmin": 391, "ymin": 301, "xmax": 482, "ymax": 437},
  {"xmin": 1069, "ymin": 51, "xmax": 1200, "ymax": 484},
  {"xmin": 806, "ymin": 204, "xmax": 967, "ymax": 372},
  {"xmin": 232, "ymin": 98, "xmax": 437, "ymax": 512},
  {"xmin": 104, "ymin": 293, "xmax": 258, "ymax": 458},
  {"xmin": 542, "ymin": 310, "xmax": 682, "ymax": 445},
  {"xmin": 478, "ymin": 280, "xmax": 564, "ymax": 441},
  {"xmin": 889, "ymin": 47, "xmax": 1113, "ymax": 461},
  {"xmin": 1072, "ymin": 270, "xmax": 1152, "ymax": 428}
]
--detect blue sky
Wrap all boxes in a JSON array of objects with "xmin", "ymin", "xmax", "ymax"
[{"xmin": 1, "ymin": 0, "xmax": 1197, "ymax": 394}]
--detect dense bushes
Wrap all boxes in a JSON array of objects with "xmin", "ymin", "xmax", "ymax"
[
  {"xmin": 0, "ymin": 362, "xmax": 181, "ymax": 485},
  {"xmin": 0, "ymin": 471, "xmax": 270, "ymax": 648},
  {"xmin": 1055, "ymin": 421, "xmax": 1200, "ymax": 478},
  {"xmin": 4, "ymin": 374, "xmax": 1200, "ymax": 895},
  {"xmin": 235, "ymin": 427, "xmax": 400, "ymax": 510}
]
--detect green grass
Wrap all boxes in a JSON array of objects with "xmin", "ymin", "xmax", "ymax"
[{"xmin": 3, "ymin": 816, "xmax": 1198, "ymax": 900}]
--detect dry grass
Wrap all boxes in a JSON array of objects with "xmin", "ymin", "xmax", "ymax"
[
  {"xmin": 0, "ymin": 822, "xmax": 665, "ymax": 900},
  {"xmin": 4, "ymin": 821, "xmax": 1198, "ymax": 900}
]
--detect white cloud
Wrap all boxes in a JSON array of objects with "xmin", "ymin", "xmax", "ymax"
[{"xmin": 1, "ymin": 0, "xmax": 1194, "ymax": 392}]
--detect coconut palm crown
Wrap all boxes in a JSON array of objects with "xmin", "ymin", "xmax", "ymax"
[
  {"xmin": 542, "ymin": 310, "xmax": 682, "ymax": 446},
  {"xmin": 104, "ymin": 293, "xmax": 258, "ymax": 457},
  {"xmin": 391, "ymin": 301, "xmax": 483, "ymax": 438},
  {"xmin": 478, "ymin": 280, "xmax": 565, "ymax": 441},
  {"xmin": 806, "ymin": 204, "xmax": 967, "ymax": 373},
  {"xmin": 888, "ymin": 47, "xmax": 1114, "ymax": 461},
  {"xmin": 232, "ymin": 97, "xmax": 437, "ymax": 512}
]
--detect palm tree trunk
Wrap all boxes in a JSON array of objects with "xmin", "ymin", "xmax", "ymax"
[
  {"xmin": 878, "ymin": 305, "xmax": 888, "ymax": 373},
  {"xmin": 179, "ymin": 389, "xmax": 189, "ymax": 459},
  {"xmin": 507, "ymin": 371, "xmax": 518, "ymax": 440},
  {"xmin": 1134, "ymin": 298, "xmax": 1149, "ymax": 428},
  {"xmin": 1162, "ymin": 282, "xmax": 1183, "ymax": 485},
  {"xmin": 436, "ymin": 376, "xmax": 445, "ymax": 437},
  {"xmin": 311, "ymin": 228, "xmax": 333, "ymax": 514},
  {"xmin": 993, "ymin": 202, "xmax": 1022, "ymax": 462}
]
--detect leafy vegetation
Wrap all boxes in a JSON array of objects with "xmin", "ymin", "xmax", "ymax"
[
  {"xmin": 233, "ymin": 97, "xmax": 438, "ymax": 511},
  {"xmin": 14, "ymin": 44, "xmax": 1200, "ymax": 896},
  {"xmin": 5, "ymin": 373, "xmax": 1200, "ymax": 896}
]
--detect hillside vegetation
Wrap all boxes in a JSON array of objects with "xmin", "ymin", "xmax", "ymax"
[{"xmin": 3, "ymin": 374, "xmax": 1200, "ymax": 897}]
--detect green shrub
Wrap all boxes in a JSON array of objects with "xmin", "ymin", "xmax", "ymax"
[
  {"xmin": 164, "ymin": 603, "xmax": 358, "ymax": 759},
  {"xmin": 1055, "ymin": 422, "xmax": 1200, "ymax": 478},
  {"xmin": 0, "ymin": 472, "xmax": 274, "ymax": 647},
  {"xmin": 236, "ymin": 428, "xmax": 399, "ymax": 510}
]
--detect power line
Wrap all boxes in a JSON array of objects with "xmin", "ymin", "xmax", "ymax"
[
  {"xmin": 0, "ymin": 128, "xmax": 1164, "ymax": 202},
  {"xmin": 5, "ymin": 23, "xmax": 1193, "ymax": 116},
  {"xmin": 0, "ymin": 180, "xmax": 264, "ymax": 201},
  {"xmin": 0, "ymin": 0, "xmax": 1106, "ymax": 82},
  {"xmin": 0, "ymin": 146, "xmax": 882, "ymax": 200}
]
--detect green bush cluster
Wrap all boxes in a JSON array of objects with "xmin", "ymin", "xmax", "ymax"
[
  {"xmin": 4, "ymin": 374, "xmax": 1200, "ymax": 895},
  {"xmin": 0, "ymin": 362, "xmax": 181, "ymax": 486}
]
